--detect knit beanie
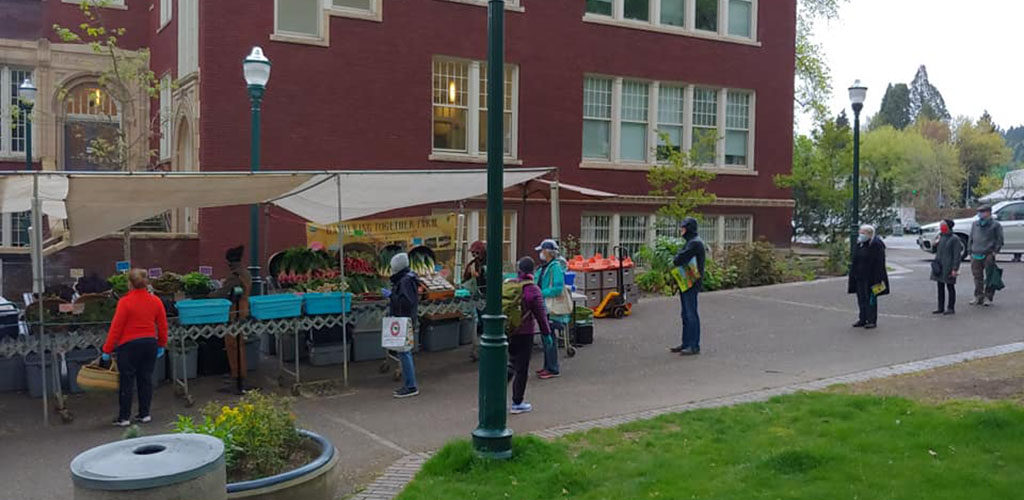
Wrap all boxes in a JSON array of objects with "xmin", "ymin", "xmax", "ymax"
[{"xmin": 390, "ymin": 253, "xmax": 410, "ymax": 275}]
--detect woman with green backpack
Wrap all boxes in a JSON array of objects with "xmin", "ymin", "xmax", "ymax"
[{"xmin": 504, "ymin": 257, "xmax": 551, "ymax": 414}]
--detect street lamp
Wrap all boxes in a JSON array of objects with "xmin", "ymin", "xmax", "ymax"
[
  {"xmin": 848, "ymin": 80, "xmax": 867, "ymax": 256},
  {"xmin": 18, "ymin": 78, "xmax": 37, "ymax": 171},
  {"xmin": 472, "ymin": 0, "xmax": 513, "ymax": 459},
  {"xmin": 243, "ymin": 46, "xmax": 271, "ymax": 296}
]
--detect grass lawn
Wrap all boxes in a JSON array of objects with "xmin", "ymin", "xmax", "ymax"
[{"xmin": 396, "ymin": 392, "xmax": 1024, "ymax": 500}]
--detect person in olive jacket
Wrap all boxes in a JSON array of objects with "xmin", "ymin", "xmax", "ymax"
[
  {"xmin": 848, "ymin": 224, "xmax": 889, "ymax": 329},
  {"xmin": 930, "ymin": 219, "xmax": 963, "ymax": 315}
]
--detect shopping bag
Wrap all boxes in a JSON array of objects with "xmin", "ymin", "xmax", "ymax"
[
  {"xmin": 671, "ymin": 257, "xmax": 701, "ymax": 293},
  {"xmin": 985, "ymin": 263, "xmax": 1005, "ymax": 291},
  {"xmin": 544, "ymin": 286, "xmax": 574, "ymax": 316},
  {"xmin": 75, "ymin": 357, "xmax": 119, "ymax": 392},
  {"xmin": 381, "ymin": 316, "xmax": 414, "ymax": 352},
  {"xmin": 871, "ymin": 281, "xmax": 888, "ymax": 296}
]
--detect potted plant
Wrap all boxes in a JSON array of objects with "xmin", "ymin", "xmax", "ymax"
[{"xmin": 174, "ymin": 391, "xmax": 338, "ymax": 500}]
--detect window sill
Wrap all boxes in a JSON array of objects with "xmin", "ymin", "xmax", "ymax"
[
  {"xmin": 579, "ymin": 161, "xmax": 758, "ymax": 176},
  {"xmin": 581, "ymin": 14, "xmax": 761, "ymax": 47},
  {"xmin": 109, "ymin": 232, "xmax": 199, "ymax": 240},
  {"xmin": 269, "ymin": 33, "xmax": 330, "ymax": 47},
  {"xmin": 0, "ymin": 247, "xmax": 30, "ymax": 254},
  {"xmin": 158, "ymin": 19, "xmax": 171, "ymax": 34},
  {"xmin": 62, "ymin": 0, "xmax": 127, "ymax": 10},
  {"xmin": 433, "ymin": 0, "xmax": 525, "ymax": 13},
  {"xmin": 0, "ymin": 155, "xmax": 39, "ymax": 163},
  {"xmin": 326, "ymin": 7, "xmax": 384, "ymax": 22},
  {"xmin": 429, "ymin": 153, "xmax": 523, "ymax": 165}
]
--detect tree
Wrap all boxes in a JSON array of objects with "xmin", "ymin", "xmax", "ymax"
[
  {"xmin": 647, "ymin": 133, "xmax": 717, "ymax": 223},
  {"xmin": 862, "ymin": 125, "xmax": 962, "ymax": 213},
  {"xmin": 775, "ymin": 119, "xmax": 852, "ymax": 243},
  {"xmin": 873, "ymin": 83, "xmax": 912, "ymax": 130},
  {"xmin": 954, "ymin": 116, "xmax": 1012, "ymax": 205},
  {"xmin": 909, "ymin": 65, "xmax": 950, "ymax": 122},
  {"xmin": 795, "ymin": 0, "xmax": 848, "ymax": 124},
  {"xmin": 1003, "ymin": 125, "xmax": 1024, "ymax": 164}
]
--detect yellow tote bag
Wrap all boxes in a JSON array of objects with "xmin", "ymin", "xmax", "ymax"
[{"xmin": 75, "ymin": 358, "xmax": 119, "ymax": 392}]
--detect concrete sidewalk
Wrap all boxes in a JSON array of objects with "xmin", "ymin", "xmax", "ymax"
[{"xmin": 1, "ymin": 249, "xmax": 1022, "ymax": 500}]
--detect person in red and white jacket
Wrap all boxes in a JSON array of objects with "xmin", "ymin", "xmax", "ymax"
[{"xmin": 101, "ymin": 269, "xmax": 168, "ymax": 427}]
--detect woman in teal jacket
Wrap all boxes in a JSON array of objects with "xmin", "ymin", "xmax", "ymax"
[{"xmin": 535, "ymin": 239, "xmax": 569, "ymax": 378}]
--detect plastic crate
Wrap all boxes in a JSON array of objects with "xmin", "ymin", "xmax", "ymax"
[
  {"xmin": 303, "ymin": 292, "xmax": 353, "ymax": 315},
  {"xmin": 309, "ymin": 342, "xmax": 348, "ymax": 366},
  {"xmin": 422, "ymin": 319, "xmax": 460, "ymax": 352},
  {"xmin": 249, "ymin": 294, "xmax": 302, "ymax": 320},
  {"xmin": 175, "ymin": 299, "xmax": 231, "ymax": 325}
]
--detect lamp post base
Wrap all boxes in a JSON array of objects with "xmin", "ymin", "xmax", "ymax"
[
  {"xmin": 471, "ymin": 428, "xmax": 513, "ymax": 459},
  {"xmin": 248, "ymin": 266, "xmax": 263, "ymax": 296}
]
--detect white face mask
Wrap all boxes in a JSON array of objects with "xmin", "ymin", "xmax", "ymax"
[{"xmin": 857, "ymin": 233, "xmax": 869, "ymax": 243}]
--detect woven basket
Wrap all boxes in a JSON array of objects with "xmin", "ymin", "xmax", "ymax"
[{"xmin": 75, "ymin": 358, "xmax": 119, "ymax": 392}]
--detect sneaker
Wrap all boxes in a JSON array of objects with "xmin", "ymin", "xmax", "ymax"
[
  {"xmin": 864, "ymin": 323, "xmax": 877, "ymax": 329},
  {"xmin": 112, "ymin": 419, "xmax": 131, "ymax": 427},
  {"xmin": 678, "ymin": 347, "xmax": 701, "ymax": 356},
  {"xmin": 535, "ymin": 368, "xmax": 546, "ymax": 374},
  {"xmin": 943, "ymin": 309, "xmax": 955, "ymax": 315},
  {"xmin": 669, "ymin": 345, "xmax": 685, "ymax": 353},
  {"xmin": 393, "ymin": 387, "xmax": 419, "ymax": 399},
  {"xmin": 538, "ymin": 370, "xmax": 560, "ymax": 379},
  {"xmin": 852, "ymin": 321, "xmax": 866, "ymax": 328},
  {"xmin": 509, "ymin": 402, "xmax": 533, "ymax": 414},
  {"xmin": 931, "ymin": 309, "xmax": 945, "ymax": 315},
  {"xmin": 134, "ymin": 415, "xmax": 152, "ymax": 424},
  {"xmin": 970, "ymin": 298, "xmax": 984, "ymax": 306}
]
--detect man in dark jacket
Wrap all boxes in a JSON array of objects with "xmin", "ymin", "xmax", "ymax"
[
  {"xmin": 931, "ymin": 219, "xmax": 963, "ymax": 315},
  {"xmin": 967, "ymin": 205, "xmax": 1004, "ymax": 306},
  {"xmin": 388, "ymin": 253, "xmax": 420, "ymax": 399},
  {"xmin": 670, "ymin": 217, "xmax": 706, "ymax": 356},
  {"xmin": 848, "ymin": 225, "xmax": 889, "ymax": 329}
]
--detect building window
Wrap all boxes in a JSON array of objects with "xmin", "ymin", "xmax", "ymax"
[
  {"xmin": 586, "ymin": 0, "xmax": 613, "ymax": 16},
  {"xmin": 275, "ymin": 0, "xmax": 323, "ymax": 39},
  {"xmin": 0, "ymin": 212, "xmax": 31, "ymax": 249},
  {"xmin": 618, "ymin": 215, "xmax": 650, "ymax": 261},
  {"xmin": 691, "ymin": 87, "xmax": 718, "ymax": 165},
  {"xmin": 580, "ymin": 215, "xmax": 613, "ymax": 257},
  {"xmin": 332, "ymin": 0, "xmax": 372, "ymax": 10},
  {"xmin": 583, "ymin": 0, "xmax": 757, "ymax": 42},
  {"xmin": 582, "ymin": 77, "xmax": 613, "ymax": 160},
  {"xmin": 160, "ymin": 0, "xmax": 172, "ymax": 27},
  {"xmin": 725, "ymin": 91, "xmax": 751, "ymax": 166},
  {"xmin": 657, "ymin": 84, "xmax": 684, "ymax": 158},
  {"xmin": 620, "ymin": 80, "xmax": 650, "ymax": 162},
  {"xmin": 443, "ymin": 210, "xmax": 517, "ymax": 264},
  {"xmin": 1, "ymin": 67, "xmax": 33, "ymax": 158},
  {"xmin": 159, "ymin": 75, "xmax": 171, "ymax": 161},
  {"xmin": 178, "ymin": 0, "xmax": 199, "ymax": 76},
  {"xmin": 723, "ymin": 215, "xmax": 751, "ymax": 245},
  {"xmin": 62, "ymin": 85, "xmax": 121, "ymax": 171},
  {"xmin": 697, "ymin": 216, "xmax": 719, "ymax": 248},
  {"xmin": 580, "ymin": 214, "xmax": 651, "ymax": 262},
  {"xmin": 432, "ymin": 57, "xmax": 517, "ymax": 160},
  {"xmin": 654, "ymin": 215, "xmax": 752, "ymax": 255}
]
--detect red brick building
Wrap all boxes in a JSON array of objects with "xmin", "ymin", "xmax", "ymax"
[{"xmin": 1, "ymin": 0, "xmax": 794, "ymax": 294}]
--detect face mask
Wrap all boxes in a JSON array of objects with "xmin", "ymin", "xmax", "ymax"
[
  {"xmin": 940, "ymin": 224, "xmax": 950, "ymax": 234},
  {"xmin": 857, "ymin": 233, "xmax": 869, "ymax": 243}
]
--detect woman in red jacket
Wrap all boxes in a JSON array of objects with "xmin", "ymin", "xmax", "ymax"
[{"xmin": 101, "ymin": 269, "xmax": 169, "ymax": 427}]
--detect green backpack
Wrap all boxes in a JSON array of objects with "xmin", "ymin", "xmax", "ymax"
[{"xmin": 502, "ymin": 279, "xmax": 531, "ymax": 334}]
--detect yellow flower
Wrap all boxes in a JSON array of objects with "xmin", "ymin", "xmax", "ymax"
[{"xmin": 221, "ymin": 406, "xmax": 230, "ymax": 414}]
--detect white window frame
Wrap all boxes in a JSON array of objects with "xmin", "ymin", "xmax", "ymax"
[
  {"xmin": 178, "ymin": 0, "xmax": 199, "ymax": 77},
  {"xmin": 581, "ymin": 75, "xmax": 756, "ymax": 173},
  {"xmin": 272, "ymin": 0, "xmax": 383, "ymax": 46},
  {"xmin": 434, "ymin": 0, "xmax": 524, "ymax": 12},
  {"xmin": 159, "ymin": 74, "xmax": 172, "ymax": 161},
  {"xmin": 583, "ymin": 0, "xmax": 759, "ymax": 45},
  {"xmin": 0, "ymin": 212, "xmax": 32, "ymax": 250},
  {"xmin": 159, "ymin": 0, "xmax": 172, "ymax": 31},
  {"xmin": 0, "ymin": 66, "xmax": 35, "ymax": 160},
  {"xmin": 441, "ymin": 210, "xmax": 518, "ymax": 263},
  {"xmin": 326, "ymin": 0, "xmax": 384, "ymax": 21},
  {"xmin": 429, "ymin": 57, "xmax": 519, "ymax": 163}
]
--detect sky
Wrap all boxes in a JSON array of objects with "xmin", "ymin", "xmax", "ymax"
[{"xmin": 805, "ymin": 0, "xmax": 1024, "ymax": 132}]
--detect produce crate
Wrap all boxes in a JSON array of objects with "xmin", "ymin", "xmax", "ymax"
[
  {"xmin": 0, "ymin": 355, "xmax": 26, "ymax": 392},
  {"xmin": 421, "ymin": 319, "xmax": 460, "ymax": 352},
  {"xmin": 249, "ymin": 294, "xmax": 302, "ymax": 320},
  {"xmin": 309, "ymin": 342, "xmax": 348, "ymax": 366},
  {"xmin": 621, "ymin": 267, "xmax": 635, "ymax": 285},
  {"xmin": 585, "ymin": 290, "xmax": 603, "ymax": 309},
  {"xmin": 175, "ymin": 299, "xmax": 231, "ymax": 325},
  {"xmin": 65, "ymin": 348, "xmax": 100, "ymax": 394},
  {"xmin": 624, "ymin": 283, "xmax": 639, "ymax": 303},
  {"xmin": 580, "ymin": 271, "xmax": 602, "ymax": 291},
  {"xmin": 351, "ymin": 329, "xmax": 386, "ymax": 362},
  {"xmin": 602, "ymin": 270, "xmax": 619, "ymax": 289},
  {"xmin": 303, "ymin": 292, "xmax": 353, "ymax": 315}
]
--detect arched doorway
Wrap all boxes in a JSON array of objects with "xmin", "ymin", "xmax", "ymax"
[
  {"xmin": 61, "ymin": 84, "xmax": 121, "ymax": 171},
  {"xmin": 173, "ymin": 116, "xmax": 197, "ymax": 233}
]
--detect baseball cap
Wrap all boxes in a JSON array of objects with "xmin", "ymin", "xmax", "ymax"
[{"xmin": 534, "ymin": 239, "xmax": 559, "ymax": 252}]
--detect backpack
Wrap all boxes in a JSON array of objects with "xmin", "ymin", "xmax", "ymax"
[{"xmin": 501, "ymin": 279, "xmax": 531, "ymax": 334}]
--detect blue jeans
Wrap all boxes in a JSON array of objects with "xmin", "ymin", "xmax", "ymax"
[
  {"xmin": 396, "ymin": 351, "xmax": 417, "ymax": 390},
  {"xmin": 542, "ymin": 321, "xmax": 563, "ymax": 374},
  {"xmin": 679, "ymin": 288, "xmax": 700, "ymax": 350}
]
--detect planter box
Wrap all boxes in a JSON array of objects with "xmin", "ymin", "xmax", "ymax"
[
  {"xmin": 249, "ymin": 295, "xmax": 302, "ymax": 320},
  {"xmin": 421, "ymin": 319, "xmax": 460, "ymax": 352},
  {"xmin": 176, "ymin": 299, "xmax": 231, "ymax": 325},
  {"xmin": 169, "ymin": 343, "xmax": 199, "ymax": 380},
  {"xmin": 303, "ymin": 292, "xmax": 353, "ymax": 315},
  {"xmin": 308, "ymin": 343, "xmax": 348, "ymax": 366},
  {"xmin": 351, "ymin": 330, "xmax": 385, "ymax": 362},
  {"xmin": 227, "ymin": 430, "xmax": 339, "ymax": 500},
  {"xmin": 0, "ymin": 355, "xmax": 26, "ymax": 392}
]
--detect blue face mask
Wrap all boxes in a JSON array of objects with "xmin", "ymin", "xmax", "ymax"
[{"xmin": 857, "ymin": 233, "xmax": 869, "ymax": 243}]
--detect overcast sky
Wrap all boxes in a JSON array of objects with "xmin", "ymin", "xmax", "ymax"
[{"xmin": 808, "ymin": 0, "xmax": 1024, "ymax": 131}]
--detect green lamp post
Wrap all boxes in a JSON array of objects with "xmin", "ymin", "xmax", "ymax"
[
  {"xmin": 243, "ymin": 46, "xmax": 271, "ymax": 296},
  {"xmin": 848, "ymin": 80, "xmax": 867, "ymax": 256},
  {"xmin": 18, "ymin": 78, "xmax": 37, "ymax": 171},
  {"xmin": 471, "ymin": 0, "xmax": 513, "ymax": 459}
]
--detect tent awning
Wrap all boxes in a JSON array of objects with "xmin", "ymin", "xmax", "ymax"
[{"xmin": 509, "ymin": 178, "xmax": 618, "ymax": 201}]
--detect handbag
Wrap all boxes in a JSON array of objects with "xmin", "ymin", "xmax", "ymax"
[
  {"xmin": 930, "ymin": 260, "xmax": 942, "ymax": 278},
  {"xmin": 544, "ymin": 286, "xmax": 573, "ymax": 316},
  {"xmin": 75, "ymin": 357, "xmax": 119, "ymax": 392}
]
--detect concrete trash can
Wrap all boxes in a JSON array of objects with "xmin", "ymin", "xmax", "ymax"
[{"xmin": 71, "ymin": 433, "xmax": 225, "ymax": 500}]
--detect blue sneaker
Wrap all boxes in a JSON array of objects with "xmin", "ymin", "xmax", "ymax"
[{"xmin": 509, "ymin": 402, "xmax": 533, "ymax": 414}]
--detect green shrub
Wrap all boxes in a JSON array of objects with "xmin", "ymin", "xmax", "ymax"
[
  {"xmin": 181, "ymin": 272, "xmax": 213, "ymax": 298},
  {"xmin": 823, "ymin": 239, "xmax": 850, "ymax": 276},
  {"xmin": 107, "ymin": 273, "xmax": 129, "ymax": 295},
  {"xmin": 723, "ymin": 240, "xmax": 784, "ymax": 288},
  {"xmin": 636, "ymin": 237, "xmax": 685, "ymax": 296},
  {"xmin": 703, "ymin": 258, "xmax": 739, "ymax": 291}
]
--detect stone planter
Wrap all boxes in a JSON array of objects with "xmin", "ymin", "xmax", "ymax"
[{"xmin": 226, "ymin": 430, "xmax": 339, "ymax": 500}]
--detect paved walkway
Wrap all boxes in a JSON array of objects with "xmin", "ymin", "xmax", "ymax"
[{"xmin": 1, "ymin": 249, "xmax": 1022, "ymax": 500}]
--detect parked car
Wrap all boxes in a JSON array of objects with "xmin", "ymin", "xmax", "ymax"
[
  {"xmin": 917, "ymin": 200, "xmax": 1024, "ymax": 260},
  {"xmin": 902, "ymin": 220, "xmax": 922, "ymax": 234}
]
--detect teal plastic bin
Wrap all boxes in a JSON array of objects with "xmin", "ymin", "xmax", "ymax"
[
  {"xmin": 303, "ymin": 292, "xmax": 353, "ymax": 315},
  {"xmin": 176, "ymin": 299, "xmax": 231, "ymax": 325},
  {"xmin": 249, "ymin": 294, "xmax": 302, "ymax": 320}
]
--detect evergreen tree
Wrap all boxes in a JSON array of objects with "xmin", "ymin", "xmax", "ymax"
[
  {"xmin": 874, "ymin": 83, "xmax": 912, "ymax": 130},
  {"xmin": 909, "ymin": 65, "xmax": 950, "ymax": 122}
]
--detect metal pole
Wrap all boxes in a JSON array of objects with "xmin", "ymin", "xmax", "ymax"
[
  {"xmin": 31, "ymin": 173, "xmax": 48, "ymax": 426},
  {"xmin": 850, "ymin": 104, "xmax": 862, "ymax": 256},
  {"xmin": 24, "ymin": 107, "xmax": 32, "ymax": 171},
  {"xmin": 336, "ymin": 174, "xmax": 348, "ymax": 387},
  {"xmin": 472, "ymin": 0, "xmax": 512, "ymax": 459},
  {"xmin": 248, "ymin": 85, "xmax": 265, "ymax": 296},
  {"xmin": 550, "ymin": 180, "xmax": 560, "ymax": 242}
]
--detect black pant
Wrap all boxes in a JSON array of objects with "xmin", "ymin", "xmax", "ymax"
[
  {"xmin": 116, "ymin": 337, "xmax": 157, "ymax": 421},
  {"xmin": 937, "ymin": 282, "xmax": 956, "ymax": 311},
  {"xmin": 855, "ymin": 279, "xmax": 878, "ymax": 325},
  {"xmin": 507, "ymin": 334, "xmax": 532, "ymax": 405}
]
